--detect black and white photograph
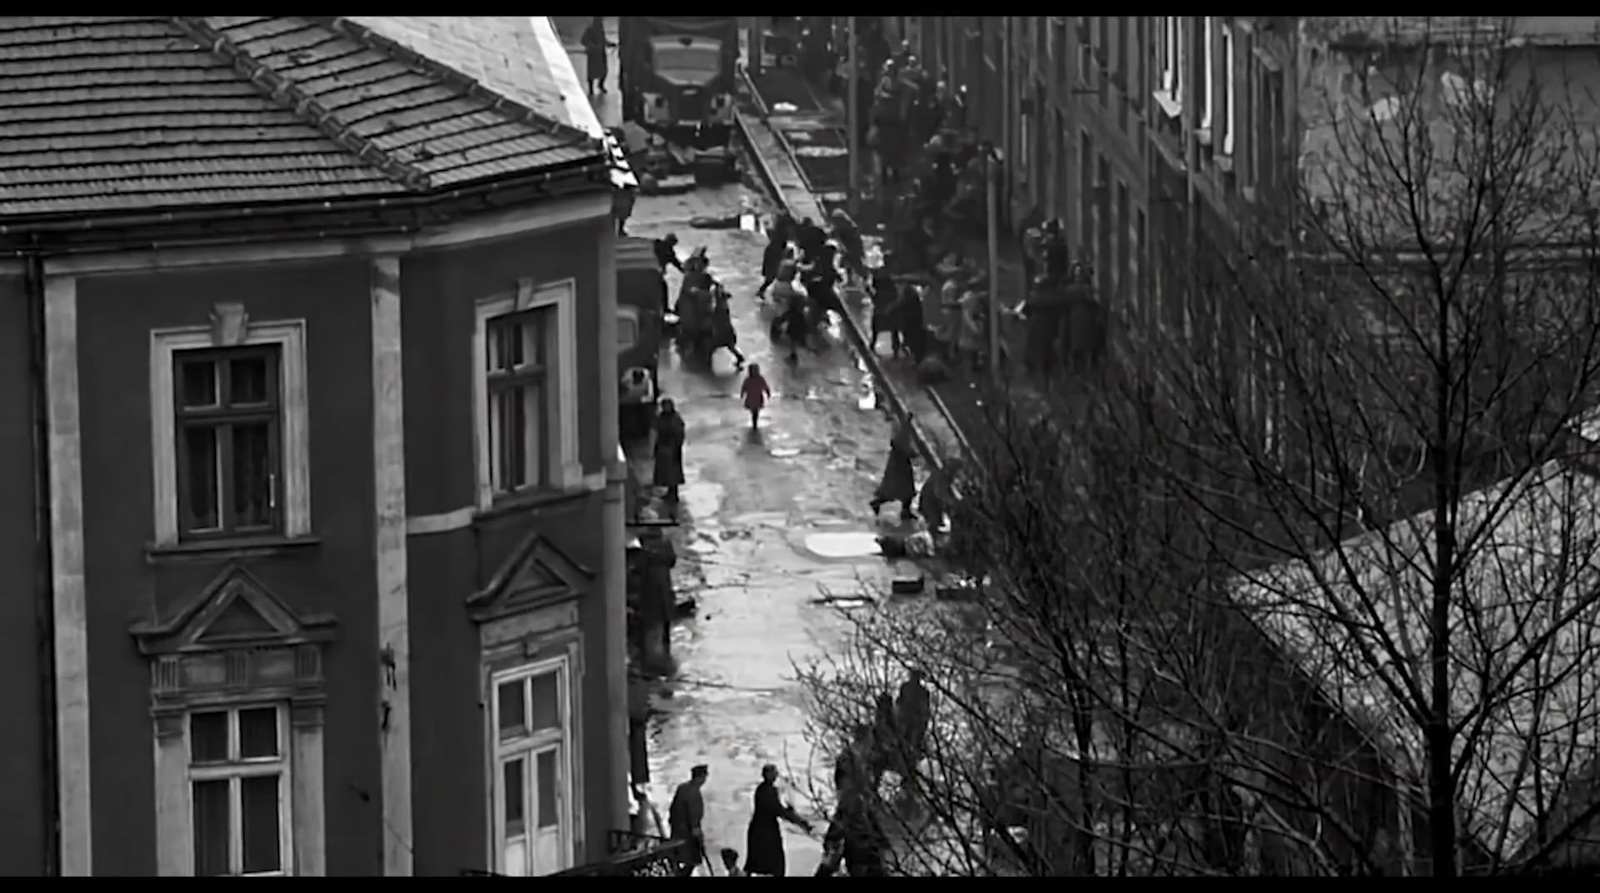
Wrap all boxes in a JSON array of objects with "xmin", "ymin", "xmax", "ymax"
[{"xmin": 2, "ymin": 14, "xmax": 1599, "ymax": 878}]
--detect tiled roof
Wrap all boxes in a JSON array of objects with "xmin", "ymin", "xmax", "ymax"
[
  {"xmin": 1233, "ymin": 461, "xmax": 1600, "ymax": 862},
  {"xmin": 0, "ymin": 16, "xmax": 605, "ymax": 218}
]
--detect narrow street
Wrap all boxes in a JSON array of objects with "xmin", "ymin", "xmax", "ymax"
[
  {"xmin": 627, "ymin": 189, "xmax": 905, "ymax": 878},
  {"xmin": 554, "ymin": 18, "xmax": 914, "ymax": 875}
]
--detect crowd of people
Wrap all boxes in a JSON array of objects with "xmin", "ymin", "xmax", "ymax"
[{"xmin": 841, "ymin": 43, "xmax": 1107, "ymax": 382}]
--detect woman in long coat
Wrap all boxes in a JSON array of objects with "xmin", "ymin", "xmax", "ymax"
[
  {"xmin": 653, "ymin": 398, "xmax": 686, "ymax": 503},
  {"xmin": 870, "ymin": 420, "xmax": 917, "ymax": 521},
  {"xmin": 581, "ymin": 16, "xmax": 610, "ymax": 95},
  {"xmin": 745, "ymin": 764, "xmax": 812, "ymax": 876}
]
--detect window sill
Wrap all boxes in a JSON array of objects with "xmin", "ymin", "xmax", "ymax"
[
  {"xmin": 1215, "ymin": 153, "xmax": 1234, "ymax": 173},
  {"xmin": 1195, "ymin": 128, "xmax": 1214, "ymax": 147},
  {"xmin": 147, "ymin": 534, "xmax": 322, "ymax": 564},
  {"xmin": 477, "ymin": 484, "xmax": 589, "ymax": 524},
  {"xmin": 1241, "ymin": 184, "xmax": 1257, "ymax": 202},
  {"xmin": 1152, "ymin": 90, "xmax": 1182, "ymax": 120}
]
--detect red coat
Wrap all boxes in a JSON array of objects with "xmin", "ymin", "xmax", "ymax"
[{"xmin": 741, "ymin": 373, "xmax": 771, "ymax": 411}]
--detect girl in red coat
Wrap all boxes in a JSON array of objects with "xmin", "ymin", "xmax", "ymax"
[{"xmin": 740, "ymin": 364, "xmax": 772, "ymax": 431}]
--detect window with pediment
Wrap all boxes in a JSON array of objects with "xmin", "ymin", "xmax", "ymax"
[
  {"xmin": 130, "ymin": 563, "xmax": 335, "ymax": 877},
  {"xmin": 468, "ymin": 528, "xmax": 594, "ymax": 876}
]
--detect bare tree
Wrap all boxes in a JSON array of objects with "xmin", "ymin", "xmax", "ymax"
[
  {"xmin": 798, "ymin": 16, "xmax": 1600, "ymax": 878},
  {"xmin": 794, "ymin": 384, "xmax": 1385, "ymax": 876},
  {"xmin": 1148, "ymin": 16, "xmax": 1600, "ymax": 877}
]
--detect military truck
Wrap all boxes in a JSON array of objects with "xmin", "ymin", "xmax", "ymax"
[
  {"xmin": 618, "ymin": 16, "xmax": 739, "ymax": 146},
  {"xmin": 616, "ymin": 237, "xmax": 666, "ymax": 443}
]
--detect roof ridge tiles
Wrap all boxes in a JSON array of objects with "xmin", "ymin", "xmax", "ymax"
[
  {"xmin": 314, "ymin": 16, "xmax": 598, "ymax": 151},
  {"xmin": 168, "ymin": 15, "xmax": 432, "ymax": 192}
]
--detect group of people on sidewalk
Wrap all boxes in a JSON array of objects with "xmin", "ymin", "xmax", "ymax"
[
  {"xmin": 838, "ymin": 46, "xmax": 1107, "ymax": 383},
  {"xmin": 662, "ymin": 669, "xmax": 932, "ymax": 877}
]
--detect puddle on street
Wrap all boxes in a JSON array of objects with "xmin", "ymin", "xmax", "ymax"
[
  {"xmin": 769, "ymin": 447, "xmax": 801, "ymax": 457},
  {"xmin": 680, "ymin": 479, "xmax": 724, "ymax": 521},
  {"xmin": 802, "ymin": 531, "xmax": 884, "ymax": 559}
]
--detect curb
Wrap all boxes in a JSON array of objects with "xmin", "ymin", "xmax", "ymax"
[
  {"xmin": 733, "ymin": 106, "xmax": 950, "ymax": 474},
  {"xmin": 739, "ymin": 62, "xmax": 772, "ymax": 119}
]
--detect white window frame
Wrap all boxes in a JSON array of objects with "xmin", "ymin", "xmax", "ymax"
[
  {"xmin": 473, "ymin": 278, "xmax": 580, "ymax": 509},
  {"xmin": 1159, "ymin": 17, "xmax": 1181, "ymax": 101},
  {"xmin": 1200, "ymin": 17, "xmax": 1215, "ymax": 132},
  {"xmin": 1221, "ymin": 22, "xmax": 1236, "ymax": 154},
  {"xmin": 185, "ymin": 703, "xmax": 294, "ymax": 877},
  {"xmin": 488, "ymin": 655, "xmax": 577, "ymax": 877},
  {"xmin": 150, "ymin": 319, "xmax": 309, "ymax": 547}
]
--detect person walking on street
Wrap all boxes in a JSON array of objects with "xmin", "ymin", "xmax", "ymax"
[
  {"xmin": 895, "ymin": 669, "xmax": 932, "ymax": 767},
  {"xmin": 653, "ymin": 398, "xmax": 686, "ymax": 504},
  {"xmin": 870, "ymin": 419, "xmax": 918, "ymax": 521},
  {"xmin": 710, "ymin": 287, "xmax": 746, "ymax": 369},
  {"xmin": 794, "ymin": 216, "xmax": 827, "ymax": 266},
  {"xmin": 956, "ymin": 279, "xmax": 988, "ymax": 373},
  {"xmin": 613, "ymin": 180, "xmax": 636, "ymax": 236},
  {"xmin": 669, "ymin": 764, "xmax": 711, "ymax": 875},
  {"xmin": 654, "ymin": 232, "xmax": 684, "ymax": 274},
  {"xmin": 740, "ymin": 364, "xmax": 771, "ymax": 431},
  {"xmin": 756, "ymin": 221, "xmax": 792, "ymax": 299},
  {"xmin": 814, "ymin": 788, "xmax": 888, "ymax": 877},
  {"xmin": 581, "ymin": 16, "xmax": 614, "ymax": 95},
  {"xmin": 917, "ymin": 458, "xmax": 960, "ymax": 533},
  {"xmin": 745, "ymin": 764, "xmax": 813, "ymax": 876}
]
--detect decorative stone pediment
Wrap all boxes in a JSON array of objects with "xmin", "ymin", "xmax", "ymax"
[
  {"xmin": 130, "ymin": 562, "xmax": 337, "ymax": 657},
  {"xmin": 467, "ymin": 529, "xmax": 594, "ymax": 623}
]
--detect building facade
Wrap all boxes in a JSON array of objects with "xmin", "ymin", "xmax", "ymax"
[
  {"xmin": 902, "ymin": 16, "xmax": 1293, "ymax": 445},
  {"xmin": 0, "ymin": 15, "xmax": 630, "ymax": 877}
]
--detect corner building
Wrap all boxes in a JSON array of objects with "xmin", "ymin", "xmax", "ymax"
[{"xmin": 0, "ymin": 15, "xmax": 630, "ymax": 877}]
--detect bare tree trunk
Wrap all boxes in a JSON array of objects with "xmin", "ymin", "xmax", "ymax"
[{"xmin": 1428, "ymin": 299, "xmax": 1458, "ymax": 878}]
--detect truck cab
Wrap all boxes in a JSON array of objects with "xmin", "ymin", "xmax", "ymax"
[{"xmin": 619, "ymin": 17, "xmax": 738, "ymax": 141}]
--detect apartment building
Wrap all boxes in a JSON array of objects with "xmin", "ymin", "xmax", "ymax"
[
  {"xmin": 896, "ymin": 19, "xmax": 1282, "ymax": 350},
  {"xmin": 0, "ymin": 15, "xmax": 630, "ymax": 877}
]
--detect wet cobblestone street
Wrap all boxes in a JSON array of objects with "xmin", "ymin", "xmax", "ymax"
[{"xmin": 627, "ymin": 186, "xmax": 913, "ymax": 876}]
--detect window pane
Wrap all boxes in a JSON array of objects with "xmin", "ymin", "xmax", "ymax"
[
  {"xmin": 522, "ymin": 383, "xmax": 545, "ymax": 488},
  {"xmin": 180, "ymin": 360, "xmax": 218, "ymax": 408},
  {"xmin": 229, "ymin": 355, "xmax": 270, "ymax": 405},
  {"xmin": 497, "ymin": 680, "xmax": 527, "ymax": 738},
  {"xmin": 240, "ymin": 774, "xmax": 282, "ymax": 874},
  {"xmin": 523, "ymin": 314, "xmax": 548, "ymax": 368},
  {"xmin": 504, "ymin": 839, "xmax": 528, "ymax": 878},
  {"xmin": 190, "ymin": 711, "xmax": 230, "ymax": 764},
  {"xmin": 494, "ymin": 386, "xmax": 527, "ymax": 491},
  {"xmin": 192, "ymin": 778, "xmax": 232, "ymax": 877},
  {"xmin": 182, "ymin": 425, "xmax": 221, "ymax": 531},
  {"xmin": 536, "ymin": 748, "xmax": 560, "ymax": 829},
  {"xmin": 530, "ymin": 672, "xmax": 560, "ymax": 732},
  {"xmin": 231, "ymin": 422, "xmax": 274, "ymax": 529},
  {"xmin": 503, "ymin": 757, "xmax": 526, "ymax": 833},
  {"xmin": 490, "ymin": 318, "xmax": 521, "ymax": 372},
  {"xmin": 238, "ymin": 707, "xmax": 279, "ymax": 759}
]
